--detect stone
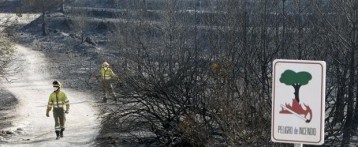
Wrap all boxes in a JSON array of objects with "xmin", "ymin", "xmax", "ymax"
[
  {"xmin": 85, "ymin": 37, "xmax": 96, "ymax": 46},
  {"xmin": 5, "ymin": 130, "xmax": 14, "ymax": 135}
]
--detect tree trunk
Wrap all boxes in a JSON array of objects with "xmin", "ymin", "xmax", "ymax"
[
  {"xmin": 41, "ymin": 0, "xmax": 47, "ymax": 36},
  {"xmin": 353, "ymin": 79, "xmax": 358, "ymax": 131},
  {"xmin": 281, "ymin": 0, "xmax": 287, "ymax": 57},
  {"xmin": 81, "ymin": 32, "xmax": 84, "ymax": 43},
  {"xmin": 61, "ymin": 0, "xmax": 65, "ymax": 13},
  {"xmin": 341, "ymin": 46, "xmax": 355, "ymax": 147},
  {"xmin": 293, "ymin": 84, "xmax": 301, "ymax": 103},
  {"xmin": 341, "ymin": 17, "xmax": 356, "ymax": 146},
  {"xmin": 353, "ymin": 5, "xmax": 358, "ymax": 131},
  {"xmin": 334, "ymin": 73, "xmax": 346, "ymax": 125}
]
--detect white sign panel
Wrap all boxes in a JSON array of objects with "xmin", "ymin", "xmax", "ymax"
[{"xmin": 271, "ymin": 59, "xmax": 325, "ymax": 145}]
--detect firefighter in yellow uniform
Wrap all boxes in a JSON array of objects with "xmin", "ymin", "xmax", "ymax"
[
  {"xmin": 100, "ymin": 62, "xmax": 117, "ymax": 103},
  {"xmin": 46, "ymin": 81, "xmax": 70, "ymax": 140}
]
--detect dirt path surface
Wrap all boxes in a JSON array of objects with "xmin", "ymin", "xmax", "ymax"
[{"xmin": 1, "ymin": 44, "xmax": 100, "ymax": 146}]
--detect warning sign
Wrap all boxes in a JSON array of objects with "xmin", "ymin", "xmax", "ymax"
[{"xmin": 271, "ymin": 59, "xmax": 325, "ymax": 145}]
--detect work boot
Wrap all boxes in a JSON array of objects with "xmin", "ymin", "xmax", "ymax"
[
  {"xmin": 60, "ymin": 128, "xmax": 65, "ymax": 137},
  {"xmin": 102, "ymin": 97, "xmax": 107, "ymax": 103},
  {"xmin": 55, "ymin": 131, "xmax": 60, "ymax": 140},
  {"xmin": 113, "ymin": 93, "xmax": 117, "ymax": 102}
]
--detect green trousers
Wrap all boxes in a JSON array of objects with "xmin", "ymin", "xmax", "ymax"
[{"xmin": 53, "ymin": 108, "xmax": 66, "ymax": 131}]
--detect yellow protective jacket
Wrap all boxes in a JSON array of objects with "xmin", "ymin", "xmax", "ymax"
[
  {"xmin": 100, "ymin": 67, "xmax": 116, "ymax": 80},
  {"xmin": 47, "ymin": 91, "xmax": 70, "ymax": 112}
]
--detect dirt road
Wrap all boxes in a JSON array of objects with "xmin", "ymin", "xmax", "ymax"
[{"xmin": 1, "ymin": 44, "xmax": 100, "ymax": 146}]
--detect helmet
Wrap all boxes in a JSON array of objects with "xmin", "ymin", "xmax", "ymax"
[
  {"xmin": 102, "ymin": 62, "xmax": 109, "ymax": 67},
  {"xmin": 52, "ymin": 81, "xmax": 62, "ymax": 87}
]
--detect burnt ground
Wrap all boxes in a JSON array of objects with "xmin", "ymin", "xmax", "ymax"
[
  {"xmin": 0, "ymin": 1, "xmax": 21, "ymax": 13},
  {"xmin": 0, "ymin": 89, "xmax": 18, "ymax": 142},
  {"xmin": 0, "ymin": 89, "xmax": 17, "ymax": 127},
  {"xmin": 13, "ymin": 12, "xmax": 144, "ymax": 146},
  {"xmin": 0, "ymin": 0, "xmax": 152, "ymax": 143}
]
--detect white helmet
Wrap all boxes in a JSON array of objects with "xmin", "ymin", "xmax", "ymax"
[
  {"xmin": 52, "ymin": 80, "xmax": 63, "ymax": 88},
  {"xmin": 102, "ymin": 62, "xmax": 109, "ymax": 67}
]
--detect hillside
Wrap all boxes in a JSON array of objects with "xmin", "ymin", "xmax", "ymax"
[{"xmin": 2, "ymin": 0, "xmax": 358, "ymax": 146}]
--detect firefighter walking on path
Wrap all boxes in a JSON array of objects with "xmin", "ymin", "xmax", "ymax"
[
  {"xmin": 99, "ymin": 62, "xmax": 117, "ymax": 103},
  {"xmin": 46, "ymin": 81, "xmax": 70, "ymax": 140}
]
